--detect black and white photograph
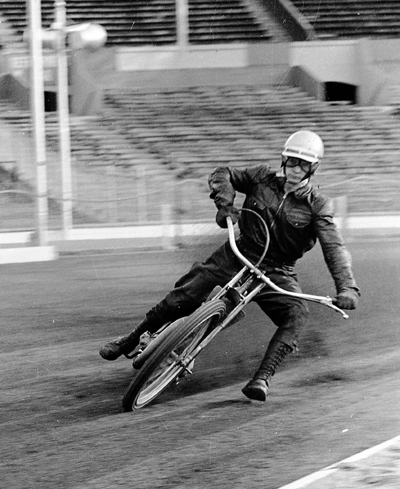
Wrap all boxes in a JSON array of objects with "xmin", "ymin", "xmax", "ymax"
[{"xmin": 1, "ymin": 1, "xmax": 399, "ymax": 488}]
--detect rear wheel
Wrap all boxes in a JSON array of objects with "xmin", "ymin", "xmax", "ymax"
[{"xmin": 122, "ymin": 300, "xmax": 226, "ymax": 411}]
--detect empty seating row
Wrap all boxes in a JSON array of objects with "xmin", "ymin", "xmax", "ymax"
[
  {"xmin": 2, "ymin": 84, "xmax": 400, "ymax": 222},
  {"xmin": 0, "ymin": 0, "xmax": 177, "ymax": 46},
  {"xmin": 291, "ymin": 0, "xmax": 400, "ymax": 39},
  {"xmin": 2, "ymin": 0, "xmax": 400, "ymax": 45},
  {"xmin": 100, "ymin": 85, "xmax": 400, "ymax": 214},
  {"xmin": 188, "ymin": 0, "xmax": 270, "ymax": 43},
  {"xmin": 0, "ymin": 0, "xmax": 271, "ymax": 47}
]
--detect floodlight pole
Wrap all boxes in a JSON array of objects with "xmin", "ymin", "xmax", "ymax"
[
  {"xmin": 28, "ymin": 0, "xmax": 49, "ymax": 246},
  {"xmin": 176, "ymin": 0, "xmax": 189, "ymax": 46},
  {"xmin": 54, "ymin": 0, "xmax": 73, "ymax": 236}
]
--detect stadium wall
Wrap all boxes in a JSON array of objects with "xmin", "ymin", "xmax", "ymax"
[
  {"xmin": 288, "ymin": 39, "xmax": 395, "ymax": 105},
  {"xmin": 68, "ymin": 38, "xmax": 400, "ymax": 114},
  {"xmin": 69, "ymin": 42, "xmax": 290, "ymax": 114},
  {"xmin": 2, "ymin": 38, "xmax": 400, "ymax": 114}
]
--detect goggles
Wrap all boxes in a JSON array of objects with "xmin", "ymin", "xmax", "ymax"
[{"xmin": 282, "ymin": 157, "xmax": 312, "ymax": 173}]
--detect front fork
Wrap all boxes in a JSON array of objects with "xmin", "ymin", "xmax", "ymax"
[{"xmin": 178, "ymin": 278, "xmax": 265, "ymax": 372}]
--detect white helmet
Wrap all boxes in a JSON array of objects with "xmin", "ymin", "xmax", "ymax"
[{"xmin": 282, "ymin": 130, "xmax": 324, "ymax": 175}]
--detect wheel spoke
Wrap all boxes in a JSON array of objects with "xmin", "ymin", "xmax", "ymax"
[{"xmin": 122, "ymin": 300, "xmax": 226, "ymax": 411}]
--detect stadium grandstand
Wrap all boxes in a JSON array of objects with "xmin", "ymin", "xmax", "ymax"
[
  {"xmin": 291, "ymin": 0, "xmax": 400, "ymax": 39},
  {"xmin": 0, "ymin": 0, "xmax": 400, "ymax": 235},
  {"xmin": 0, "ymin": 0, "xmax": 273, "ymax": 46}
]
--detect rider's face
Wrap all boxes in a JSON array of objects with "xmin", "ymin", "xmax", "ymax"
[{"xmin": 283, "ymin": 157, "xmax": 311, "ymax": 185}]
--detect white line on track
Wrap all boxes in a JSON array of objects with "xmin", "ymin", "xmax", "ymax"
[{"xmin": 278, "ymin": 435, "xmax": 400, "ymax": 488}]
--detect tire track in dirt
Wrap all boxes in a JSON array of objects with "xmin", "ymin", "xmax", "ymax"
[
  {"xmin": 2, "ymin": 345, "xmax": 399, "ymax": 488},
  {"xmin": 1, "ymin": 241, "xmax": 400, "ymax": 488}
]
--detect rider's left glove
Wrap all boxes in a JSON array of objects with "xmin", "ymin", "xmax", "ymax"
[
  {"xmin": 334, "ymin": 288, "xmax": 359, "ymax": 310},
  {"xmin": 216, "ymin": 205, "xmax": 240, "ymax": 229}
]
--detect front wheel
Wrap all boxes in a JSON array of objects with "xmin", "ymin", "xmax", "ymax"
[{"xmin": 122, "ymin": 300, "xmax": 226, "ymax": 411}]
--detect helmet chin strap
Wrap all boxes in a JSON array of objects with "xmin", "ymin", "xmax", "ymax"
[
  {"xmin": 301, "ymin": 172, "xmax": 312, "ymax": 182},
  {"xmin": 279, "ymin": 163, "xmax": 311, "ymax": 184}
]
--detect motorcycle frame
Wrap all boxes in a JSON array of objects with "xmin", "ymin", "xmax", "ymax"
[{"xmin": 177, "ymin": 216, "xmax": 348, "ymax": 369}]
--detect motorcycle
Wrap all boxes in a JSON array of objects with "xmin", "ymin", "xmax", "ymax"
[{"xmin": 122, "ymin": 212, "xmax": 348, "ymax": 411}]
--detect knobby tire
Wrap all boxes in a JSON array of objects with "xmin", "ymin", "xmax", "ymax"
[{"xmin": 122, "ymin": 300, "xmax": 226, "ymax": 411}]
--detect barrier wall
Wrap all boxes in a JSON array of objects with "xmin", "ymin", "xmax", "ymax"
[
  {"xmin": 66, "ymin": 38, "xmax": 400, "ymax": 114},
  {"xmin": 288, "ymin": 39, "xmax": 397, "ymax": 105},
  {"xmin": 3, "ymin": 37, "xmax": 400, "ymax": 114}
]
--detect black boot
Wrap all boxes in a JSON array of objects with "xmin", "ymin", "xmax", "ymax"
[
  {"xmin": 99, "ymin": 311, "xmax": 166, "ymax": 361},
  {"xmin": 242, "ymin": 340, "xmax": 293, "ymax": 401}
]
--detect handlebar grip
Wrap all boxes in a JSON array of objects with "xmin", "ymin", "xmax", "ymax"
[{"xmin": 225, "ymin": 214, "xmax": 348, "ymax": 319}]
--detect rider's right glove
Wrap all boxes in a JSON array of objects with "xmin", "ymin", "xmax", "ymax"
[
  {"xmin": 334, "ymin": 288, "xmax": 359, "ymax": 310},
  {"xmin": 216, "ymin": 205, "xmax": 240, "ymax": 229}
]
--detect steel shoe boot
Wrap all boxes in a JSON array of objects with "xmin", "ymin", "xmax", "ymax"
[
  {"xmin": 241, "ymin": 378, "xmax": 269, "ymax": 401},
  {"xmin": 242, "ymin": 339, "xmax": 293, "ymax": 401},
  {"xmin": 99, "ymin": 331, "xmax": 142, "ymax": 361},
  {"xmin": 99, "ymin": 311, "xmax": 167, "ymax": 361}
]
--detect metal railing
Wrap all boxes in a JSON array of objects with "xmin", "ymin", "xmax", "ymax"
[{"xmin": 2, "ymin": 163, "xmax": 400, "ymax": 249}]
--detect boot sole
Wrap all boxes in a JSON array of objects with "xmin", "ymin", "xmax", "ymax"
[
  {"xmin": 241, "ymin": 386, "xmax": 268, "ymax": 402},
  {"xmin": 99, "ymin": 348, "xmax": 122, "ymax": 361}
]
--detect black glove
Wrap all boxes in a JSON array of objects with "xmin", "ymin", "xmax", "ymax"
[
  {"xmin": 216, "ymin": 206, "xmax": 240, "ymax": 229},
  {"xmin": 334, "ymin": 288, "xmax": 359, "ymax": 310}
]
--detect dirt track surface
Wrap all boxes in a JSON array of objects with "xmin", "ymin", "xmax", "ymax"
[
  {"xmin": 300, "ymin": 436, "xmax": 400, "ymax": 489},
  {"xmin": 1, "ymin": 239, "xmax": 400, "ymax": 488}
]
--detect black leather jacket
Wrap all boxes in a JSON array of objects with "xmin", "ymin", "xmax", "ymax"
[{"xmin": 209, "ymin": 165, "xmax": 359, "ymax": 294}]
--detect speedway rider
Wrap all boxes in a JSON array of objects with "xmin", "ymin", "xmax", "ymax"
[{"xmin": 100, "ymin": 130, "xmax": 360, "ymax": 402}]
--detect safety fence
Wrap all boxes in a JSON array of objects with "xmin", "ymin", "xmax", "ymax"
[{"xmin": 1, "ymin": 162, "xmax": 400, "ymax": 248}]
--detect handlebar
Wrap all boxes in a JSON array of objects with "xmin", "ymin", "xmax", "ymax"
[{"xmin": 226, "ymin": 216, "xmax": 349, "ymax": 319}]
